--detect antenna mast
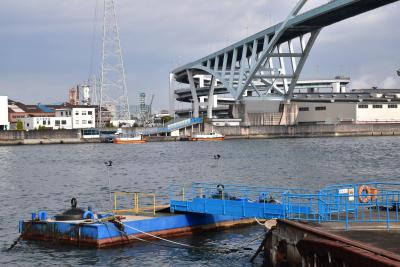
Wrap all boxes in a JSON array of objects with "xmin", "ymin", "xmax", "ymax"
[{"xmin": 99, "ymin": 0, "xmax": 130, "ymax": 126}]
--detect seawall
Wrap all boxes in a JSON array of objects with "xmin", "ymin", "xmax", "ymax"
[
  {"xmin": 1, "ymin": 123, "xmax": 400, "ymax": 145},
  {"xmin": 0, "ymin": 130, "xmax": 83, "ymax": 145},
  {"xmin": 206, "ymin": 123, "xmax": 400, "ymax": 139}
]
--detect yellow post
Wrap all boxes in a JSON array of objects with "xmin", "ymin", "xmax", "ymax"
[
  {"xmin": 132, "ymin": 193, "xmax": 136, "ymax": 212},
  {"xmin": 153, "ymin": 194, "xmax": 156, "ymax": 215},
  {"xmin": 136, "ymin": 193, "xmax": 139, "ymax": 214},
  {"xmin": 114, "ymin": 192, "xmax": 117, "ymax": 211}
]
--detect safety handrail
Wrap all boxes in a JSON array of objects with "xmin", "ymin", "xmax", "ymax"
[{"xmin": 113, "ymin": 192, "xmax": 159, "ymax": 215}]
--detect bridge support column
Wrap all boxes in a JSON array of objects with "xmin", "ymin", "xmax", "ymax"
[
  {"xmin": 207, "ymin": 76, "xmax": 216, "ymax": 119},
  {"xmin": 187, "ymin": 70, "xmax": 199, "ymax": 118},
  {"xmin": 169, "ymin": 73, "xmax": 176, "ymax": 116}
]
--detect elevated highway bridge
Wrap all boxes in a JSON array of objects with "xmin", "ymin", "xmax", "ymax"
[{"xmin": 170, "ymin": 0, "xmax": 399, "ymax": 118}]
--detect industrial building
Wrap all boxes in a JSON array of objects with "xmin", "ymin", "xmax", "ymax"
[
  {"xmin": 0, "ymin": 96, "xmax": 9, "ymax": 130},
  {"xmin": 172, "ymin": 74, "xmax": 400, "ymax": 126}
]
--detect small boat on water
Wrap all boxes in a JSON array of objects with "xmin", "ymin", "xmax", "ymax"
[
  {"xmin": 191, "ymin": 131, "xmax": 224, "ymax": 141},
  {"xmin": 113, "ymin": 134, "xmax": 147, "ymax": 144}
]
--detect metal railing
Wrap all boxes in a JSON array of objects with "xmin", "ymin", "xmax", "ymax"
[
  {"xmin": 170, "ymin": 182, "xmax": 400, "ymax": 229},
  {"xmin": 123, "ymin": 118, "xmax": 203, "ymax": 136},
  {"xmin": 113, "ymin": 192, "xmax": 160, "ymax": 215}
]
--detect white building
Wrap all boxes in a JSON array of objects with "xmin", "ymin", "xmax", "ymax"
[
  {"xmin": 21, "ymin": 106, "xmax": 96, "ymax": 130},
  {"xmin": 22, "ymin": 116, "xmax": 73, "ymax": 130},
  {"xmin": 0, "ymin": 96, "xmax": 9, "ymax": 130},
  {"xmin": 70, "ymin": 107, "xmax": 96, "ymax": 129},
  {"xmin": 296, "ymin": 101, "xmax": 400, "ymax": 124}
]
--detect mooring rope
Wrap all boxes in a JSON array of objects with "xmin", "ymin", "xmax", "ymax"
[
  {"xmin": 254, "ymin": 217, "xmax": 266, "ymax": 227},
  {"xmin": 106, "ymin": 217, "xmax": 263, "ymax": 254},
  {"xmin": 5, "ymin": 222, "xmax": 32, "ymax": 251}
]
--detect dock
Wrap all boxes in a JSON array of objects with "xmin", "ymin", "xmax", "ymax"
[
  {"xmin": 170, "ymin": 181, "xmax": 400, "ymax": 265},
  {"xmin": 258, "ymin": 219, "xmax": 400, "ymax": 266}
]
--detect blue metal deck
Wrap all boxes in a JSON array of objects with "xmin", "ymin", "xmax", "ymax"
[{"xmin": 170, "ymin": 182, "xmax": 400, "ymax": 229}]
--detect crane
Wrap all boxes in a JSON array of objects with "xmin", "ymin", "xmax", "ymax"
[{"xmin": 149, "ymin": 94, "xmax": 155, "ymax": 115}]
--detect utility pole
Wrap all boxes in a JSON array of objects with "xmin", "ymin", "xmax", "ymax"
[{"xmin": 99, "ymin": 0, "xmax": 130, "ymax": 126}]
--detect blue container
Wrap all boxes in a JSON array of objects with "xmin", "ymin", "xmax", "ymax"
[
  {"xmin": 38, "ymin": 211, "xmax": 47, "ymax": 221},
  {"xmin": 31, "ymin": 213, "xmax": 37, "ymax": 221}
]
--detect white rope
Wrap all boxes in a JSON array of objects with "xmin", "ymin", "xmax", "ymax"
[
  {"xmin": 254, "ymin": 217, "xmax": 265, "ymax": 226},
  {"xmin": 121, "ymin": 222, "xmax": 195, "ymax": 248}
]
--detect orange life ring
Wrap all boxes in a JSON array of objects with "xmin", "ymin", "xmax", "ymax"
[{"xmin": 358, "ymin": 185, "xmax": 378, "ymax": 203}]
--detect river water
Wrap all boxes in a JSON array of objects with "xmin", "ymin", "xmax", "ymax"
[{"xmin": 1, "ymin": 137, "xmax": 399, "ymax": 266}]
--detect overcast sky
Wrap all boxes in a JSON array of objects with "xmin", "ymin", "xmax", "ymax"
[{"xmin": 0, "ymin": 0, "xmax": 399, "ymax": 111}]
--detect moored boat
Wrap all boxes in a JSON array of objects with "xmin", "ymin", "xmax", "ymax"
[
  {"xmin": 191, "ymin": 131, "xmax": 224, "ymax": 141},
  {"xmin": 113, "ymin": 134, "xmax": 147, "ymax": 144}
]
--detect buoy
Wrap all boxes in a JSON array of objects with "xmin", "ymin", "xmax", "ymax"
[
  {"xmin": 83, "ymin": 211, "xmax": 95, "ymax": 220},
  {"xmin": 38, "ymin": 211, "xmax": 47, "ymax": 221},
  {"xmin": 358, "ymin": 185, "xmax": 378, "ymax": 203}
]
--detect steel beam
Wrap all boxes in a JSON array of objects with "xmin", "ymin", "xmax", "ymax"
[
  {"xmin": 207, "ymin": 76, "xmax": 216, "ymax": 119},
  {"xmin": 187, "ymin": 70, "xmax": 199, "ymax": 118}
]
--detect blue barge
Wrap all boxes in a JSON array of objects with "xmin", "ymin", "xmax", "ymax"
[
  {"xmin": 19, "ymin": 196, "xmax": 254, "ymax": 248},
  {"xmin": 20, "ymin": 181, "xmax": 400, "ymax": 248}
]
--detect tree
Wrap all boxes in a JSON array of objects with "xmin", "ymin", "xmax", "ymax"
[
  {"xmin": 16, "ymin": 120, "xmax": 24, "ymax": 131},
  {"xmin": 161, "ymin": 116, "xmax": 173, "ymax": 124}
]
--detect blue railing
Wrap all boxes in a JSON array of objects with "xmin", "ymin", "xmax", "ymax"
[
  {"xmin": 126, "ymin": 118, "xmax": 203, "ymax": 135},
  {"xmin": 169, "ymin": 181, "xmax": 400, "ymax": 229}
]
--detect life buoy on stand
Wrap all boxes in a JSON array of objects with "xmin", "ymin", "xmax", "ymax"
[{"xmin": 358, "ymin": 185, "xmax": 378, "ymax": 203}]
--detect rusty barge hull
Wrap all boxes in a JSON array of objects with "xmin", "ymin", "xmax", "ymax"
[{"xmin": 19, "ymin": 213, "xmax": 254, "ymax": 248}]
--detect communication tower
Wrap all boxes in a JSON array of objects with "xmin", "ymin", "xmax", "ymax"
[{"xmin": 99, "ymin": 0, "xmax": 130, "ymax": 125}]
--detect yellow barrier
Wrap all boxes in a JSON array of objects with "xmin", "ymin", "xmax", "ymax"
[{"xmin": 113, "ymin": 192, "xmax": 157, "ymax": 215}]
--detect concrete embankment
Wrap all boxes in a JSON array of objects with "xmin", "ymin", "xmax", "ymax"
[
  {"xmin": 0, "ymin": 129, "xmax": 85, "ymax": 145},
  {"xmin": 2, "ymin": 123, "xmax": 400, "ymax": 145},
  {"xmin": 206, "ymin": 123, "xmax": 400, "ymax": 139}
]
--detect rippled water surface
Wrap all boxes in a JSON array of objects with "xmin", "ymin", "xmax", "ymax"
[{"xmin": 1, "ymin": 137, "xmax": 400, "ymax": 266}]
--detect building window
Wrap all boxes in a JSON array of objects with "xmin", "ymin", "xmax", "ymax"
[
  {"xmin": 75, "ymin": 111, "xmax": 79, "ymax": 116},
  {"xmin": 299, "ymin": 107, "xmax": 309, "ymax": 112},
  {"xmin": 358, "ymin": 104, "xmax": 368, "ymax": 109},
  {"xmin": 82, "ymin": 120, "xmax": 87, "ymax": 124},
  {"xmin": 61, "ymin": 120, "xmax": 67, "ymax": 125},
  {"xmin": 315, "ymin": 106, "xmax": 327, "ymax": 111},
  {"xmin": 82, "ymin": 111, "xmax": 87, "ymax": 115},
  {"xmin": 43, "ymin": 121, "xmax": 46, "ymax": 125},
  {"xmin": 88, "ymin": 120, "xmax": 92, "ymax": 125},
  {"xmin": 55, "ymin": 120, "xmax": 60, "ymax": 126},
  {"xmin": 61, "ymin": 111, "xmax": 64, "ymax": 116},
  {"xmin": 388, "ymin": 104, "xmax": 398, "ymax": 109},
  {"xmin": 75, "ymin": 120, "xmax": 79, "ymax": 124},
  {"xmin": 88, "ymin": 111, "xmax": 93, "ymax": 115},
  {"xmin": 373, "ymin": 105, "xmax": 383, "ymax": 109}
]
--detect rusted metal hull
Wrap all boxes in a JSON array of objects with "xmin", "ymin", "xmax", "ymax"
[
  {"xmin": 261, "ymin": 219, "xmax": 400, "ymax": 267},
  {"xmin": 20, "ymin": 213, "xmax": 254, "ymax": 248},
  {"xmin": 113, "ymin": 139, "xmax": 147, "ymax": 144}
]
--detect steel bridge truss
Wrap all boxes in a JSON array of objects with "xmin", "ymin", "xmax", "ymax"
[
  {"xmin": 192, "ymin": 0, "xmax": 319, "ymax": 102},
  {"xmin": 179, "ymin": 0, "xmax": 320, "ymax": 117},
  {"xmin": 171, "ymin": 0, "xmax": 400, "ymax": 117}
]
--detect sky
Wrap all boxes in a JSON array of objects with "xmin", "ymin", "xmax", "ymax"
[{"xmin": 0, "ymin": 0, "xmax": 399, "ymax": 112}]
